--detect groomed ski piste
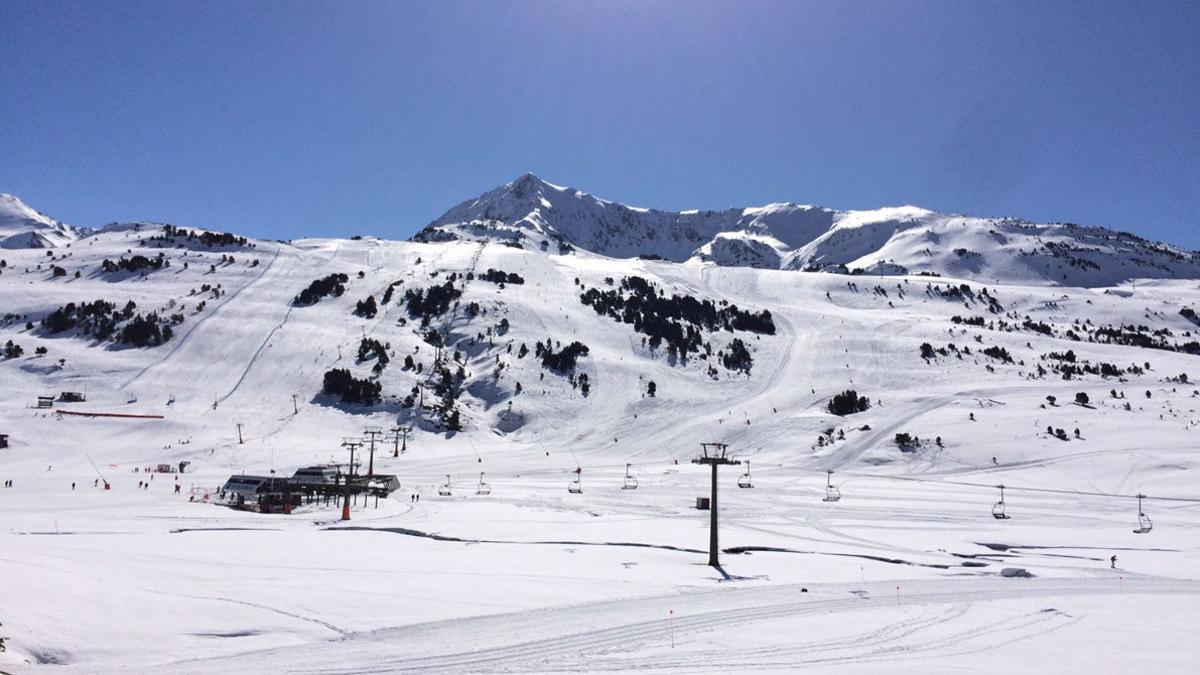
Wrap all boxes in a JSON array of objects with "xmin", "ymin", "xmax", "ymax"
[{"xmin": 2, "ymin": 223, "xmax": 1200, "ymax": 673}]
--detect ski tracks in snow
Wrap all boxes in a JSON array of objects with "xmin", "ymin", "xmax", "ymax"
[
  {"xmin": 171, "ymin": 577, "xmax": 1197, "ymax": 674},
  {"xmin": 118, "ymin": 244, "xmax": 285, "ymax": 392}
]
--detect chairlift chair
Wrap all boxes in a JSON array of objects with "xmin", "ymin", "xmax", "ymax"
[
  {"xmin": 992, "ymin": 484, "xmax": 1010, "ymax": 519},
  {"xmin": 737, "ymin": 461, "xmax": 755, "ymax": 489},
  {"xmin": 1133, "ymin": 493, "xmax": 1152, "ymax": 534},
  {"xmin": 438, "ymin": 474, "xmax": 452, "ymax": 497},
  {"xmin": 568, "ymin": 466, "xmax": 583, "ymax": 494},
  {"xmin": 621, "ymin": 463, "xmax": 638, "ymax": 490},
  {"xmin": 822, "ymin": 470, "xmax": 841, "ymax": 502},
  {"xmin": 476, "ymin": 472, "xmax": 491, "ymax": 496}
]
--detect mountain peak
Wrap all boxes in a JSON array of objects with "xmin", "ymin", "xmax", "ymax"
[{"xmin": 0, "ymin": 192, "xmax": 87, "ymax": 249}]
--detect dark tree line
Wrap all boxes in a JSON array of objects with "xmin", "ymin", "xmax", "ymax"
[
  {"xmin": 3, "ymin": 340, "xmax": 22, "ymax": 359},
  {"xmin": 40, "ymin": 299, "xmax": 175, "ymax": 347},
  {"xmin": 101, "ymin": 254, "xmax": 166, "ymax": 274},
  {"xmin": 720, "ymin": 338, "xmax": 753, "ymax": 373},
  {"xmin": 322, "ymin": 368, "xmax": 381, "ymax": 405},
  {"xmin": 119, "ymin": 314, "xmax": 174, "ymax": 347},
  {"xmin": 294, "ymin": 273, "xmax": 349, "ymax": 306},
  {"xmin": 356, "ymin": 337, "xmax": 389, "ymax": 374},
  {"xmin": 381, "ymin": 281, "xmax": 401, "ymax": 305},
  {"xmin": 149, "ymin": 225, "xmax": 248, "ymax": 248},
  {"xmin": 579, "ymin": 275, "xmax": 774, "ymax": 360},
  {"xmin": 828, "ymin": 389, "xmax": 870, "ymax": 416},
  {"xmin": 404, "ymin": 281, "xmax": 462, "ymax": 324},
  {"xmin": 429, "ymin": 359, "xmax": 466, "ymax": 431},
  {"xmin": 475, "ymin": 268, "xmax": 525, "ymax": 286},
  {"xmin": 354, "ymin": 295, "xmax": 378, "ymax": 318},
  {"xmin": 536, "ymin": 340, "xmax": 590, "ymax": 372}
]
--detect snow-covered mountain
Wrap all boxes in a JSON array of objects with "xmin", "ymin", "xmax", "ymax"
[
  {"xmin": 416, "ymin": 173, "xmax": 1200, "ymax": 286},
  {"xmin": 0, "ymin": 193, "xmax": 89, "ymax": 249},
  {"xmin": 5, "ymin": 185, "xmax": 1200, "ymax": 671}
]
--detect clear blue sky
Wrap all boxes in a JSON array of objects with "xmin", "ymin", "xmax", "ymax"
[{"xmin": 1, "ymin": 0, "xmax": 1197, "ymax": 245}]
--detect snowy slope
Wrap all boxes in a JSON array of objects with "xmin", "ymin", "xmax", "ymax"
[
  {"xmin": 416, "ymin": 175, "xmax": 1200, "ymax": 287},
  {"xmin": 0, "ymin": 193, "xmax": 89, "ymax": 249},
  {"xmin": 3, "ymin": 197, "xmax": 1200, "ymax": 671}
]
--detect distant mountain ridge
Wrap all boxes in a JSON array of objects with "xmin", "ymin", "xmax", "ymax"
[
  {"xmin": 5, "ymin": 177, "xmax": 1197, "ymax": 286},
  {"xmin": 416, "ymin": 173, "xmax": 1200, "ymax": 286},
  {"xmin": 0, "ymin": 193, "xmax": 89, "ymax": 249}
]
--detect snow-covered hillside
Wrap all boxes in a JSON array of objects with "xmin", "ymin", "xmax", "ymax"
[
  {"xmin": 0, "ymin": 193, "xmax": 89, "ymax": 249},
  {"xmin": 416, "ymin": 174, "xmax": 1200, "ymax": 287},
  {"xmin": 2, "ymin": 192, "xmax": 1200, "ymax": 672}
]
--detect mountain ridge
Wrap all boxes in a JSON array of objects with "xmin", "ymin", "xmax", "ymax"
[{"xmin": 415, "ymin": 174, "xmax": 1200, "ymax": 287}]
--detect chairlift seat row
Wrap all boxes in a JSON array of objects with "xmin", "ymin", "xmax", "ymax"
[
  {"xmin": 992, "ymin": 485, "xmax": 1010, "ymax": 519},
  {"xmin": 822, "ymin": 470, "xmax": 840, "ymax": 502},
  {"xmin": 622, "ymin": 463, "xmax": 638, "ymax": 490},
  {"xmin": 1133, "ymin": 494, "xmax": 1153, "ymax": 534},
  {"xmin": 738, "ymin": 461, "xmax": 754, "ymax": 489}
]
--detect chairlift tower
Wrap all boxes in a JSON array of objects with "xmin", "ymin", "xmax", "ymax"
[
  {"xmin": 363, "ymin": 426, "xmax": 383, "ymax": 476},
  {"xmin": 340, "ymin": 437, "xmax": 362, "ymax": 521},
  {"xmin": 388, "ymin": 425, "xmax": 408, "ymax": 457},
  {"xmin": 692, "ymin": 442, "xmax": 740, "ymax": 567}
]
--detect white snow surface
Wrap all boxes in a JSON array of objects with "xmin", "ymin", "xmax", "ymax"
[
  {"xmin": 1, "ymin": 212, "xmax": 1200, "ymax": 672},
  {"xmin": 418, "ymin": 174, "xmax": 1200, "ymax": 287}
]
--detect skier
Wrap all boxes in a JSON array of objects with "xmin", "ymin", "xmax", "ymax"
[{"xmin": 1111, "ymin": 554, "xmax": 1117, "ymax": 569}]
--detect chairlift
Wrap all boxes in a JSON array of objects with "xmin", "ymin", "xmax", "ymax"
[
  {"xmin": 992, "ymin": 484, "xmax": 1010, "ymax": 519},
  {"xmin": 568, "ymin": 466, "xmax": 583, "ymax": 494},
  {"xmin": 1133, "ymin": 493, "xmax": 1152, "ymax": 534},
  {"xmin": 737, "ymin": 461, "xmax": 754, "ymax": 489},
  {"xmin": 438, "ymin": 474, "xmax": 452, "ymax": 497},
  {"xmin": 621, "ymin": 463, "xmax": 638, "ymax": 490},
  {"xmin": 476, "ymin": 472, "xmax": 491, "ymax": 496},
  {"xmin": 822, "ymin": 469, "xmax": 841, "ymax": 502}
]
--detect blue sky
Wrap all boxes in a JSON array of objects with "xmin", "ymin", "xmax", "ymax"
[{"xmin": 1, "ymin": 0, "xmax": 1197, "ymax": 245}]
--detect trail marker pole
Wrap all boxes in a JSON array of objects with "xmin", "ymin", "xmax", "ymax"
[
  {"xmin": 669, "ymin": 609, "xmax": 675, "ymax": 648},
  {"xmin": 292, "ymin": 395, "xmax": 298, "ymax": 415},
  {"xmin": 236, "ymin": 423, "xmax": 244, "ymax": 444},
  {"xmin": 692, "ymin": 442, "xmax": 739, "ymax": 567}
]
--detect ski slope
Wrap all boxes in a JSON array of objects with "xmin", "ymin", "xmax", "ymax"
[{"xmin": 2, "ymin": 222, "xmax": 1200, "ymax": 672}]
